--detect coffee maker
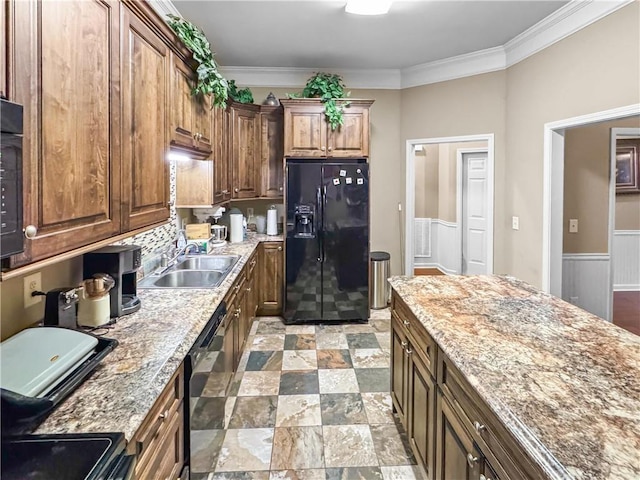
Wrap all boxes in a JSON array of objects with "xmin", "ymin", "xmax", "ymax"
[{"xmin": 83, "ymin": 245, "xmax": 142, "ymax": 318}]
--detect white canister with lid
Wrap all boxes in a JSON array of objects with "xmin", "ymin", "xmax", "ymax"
[
  {"xmin": 267, "ymin": 205, "xmax": 278, "ymax": 235},
  {"xmin": 229, "ymin": 207, "xmax": 244, "ymax": 243}
]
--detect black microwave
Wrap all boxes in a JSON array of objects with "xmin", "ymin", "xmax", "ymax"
[{"xmin": 0, "ymin": 98, "xmax": 24, "ymax": 259}]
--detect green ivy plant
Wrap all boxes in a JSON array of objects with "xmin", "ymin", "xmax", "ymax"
[
  {"xmin": 167, "ymin": 15, "xmax": 228, "ymax": 108},
  {"xmin": 293, "ymin": 72, "xmax": 350, "ymax": 130},
  {"xmin": 228, "ymin": 80, "xmax": 254, "ymax": 104}
]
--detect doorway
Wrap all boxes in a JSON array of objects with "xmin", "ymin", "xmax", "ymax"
[
  {"xmin": 405, "ymin": 135, "xmax": 494, "ymax": 277},
  {"xmin": 543, "ymin": 104, "xmax": 640, "ymax": 327}
]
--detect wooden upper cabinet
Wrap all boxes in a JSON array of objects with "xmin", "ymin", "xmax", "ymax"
[
  {"xmin": 281, "ymin": 99, "xmax": 373, "ymax": 158},
  {"xmin": 1, "ymin": 0, "xmax": 12, "ymax": 99},
  {"xmin": 213, "ymin": 106, "xmax": 232, "ymax": 204},
  {"xmin": 10, "ymin": 0, "xmax": 122, "ymax": 266},
  {"xmin": 175, "ymin": 159, "xmax": 213, "ymax": 207},
  {"xmin": 260, "ymin": 106, "xmax": 284, "ymax": 197},
  {"xmin": 121, "ymin": 5, "xmax": 170, "ymax": 231},
  {"xmin": 230, "ymin": 102, "xmax": 260, "ymax": 199},
  {"xmin": 170, "ymin": 55, "xmax": 212, "ymax": 158}
]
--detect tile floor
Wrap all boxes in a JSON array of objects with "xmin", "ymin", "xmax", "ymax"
[{"xmin": 189, "ymin": 309, "xmax": 426, "ymax": 480}]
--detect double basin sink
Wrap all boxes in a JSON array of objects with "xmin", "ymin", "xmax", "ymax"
[{"xmin": 138, "ymin": 255, "xmax": 240, "ymax": 289}]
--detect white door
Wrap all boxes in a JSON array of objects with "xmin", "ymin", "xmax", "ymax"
[{"xmin": 462, "ymin": 151, "xmax": 489, "ymax": 274}]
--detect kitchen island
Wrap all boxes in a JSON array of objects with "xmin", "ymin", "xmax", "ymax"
[{"xmin": 389, "ymin": 274, "xmax": 640, "ymax": 480}]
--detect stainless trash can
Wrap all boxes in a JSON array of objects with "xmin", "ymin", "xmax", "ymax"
[{"xmin": 370, "ymin": 251, "xmax": 391, "ymax": 309}]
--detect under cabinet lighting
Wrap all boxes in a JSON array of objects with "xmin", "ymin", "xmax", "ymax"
[
  {"xmin": 167, "ymin": 152, "xmax": 191, "ymax": 162},
  {"xmin": 345, "ymin": 0, "xmax": 393, "ymax": 15}
]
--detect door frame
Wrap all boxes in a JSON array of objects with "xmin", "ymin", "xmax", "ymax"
[
  {"xmin": 456, "ymin": 148, "xmax": 490, "ymax": 275},
  {"xmin": 405, "ymin": 134, "xmax": 495, "ymax": 276},
  {"xmin": 541, "ymin": 104, "xmax": 640, "ymax": 299}
]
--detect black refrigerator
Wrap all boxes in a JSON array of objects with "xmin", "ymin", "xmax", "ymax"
[{"xmin": 284, "ymin": 159, "xmax": 369, "ymax": 324}]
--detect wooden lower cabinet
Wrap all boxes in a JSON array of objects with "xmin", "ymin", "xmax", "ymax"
[
  {"xmin": 257, "ymin": 242, "xmax": 283, "ymax": 315},
  {"xmin": 130, "ymin": 362, "xmax": 184, "ymax": 480}
]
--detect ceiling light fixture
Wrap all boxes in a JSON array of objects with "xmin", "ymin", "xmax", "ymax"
[{"xmin": 345, "ymin": 0, "xmax": 393, "ymax": 16}]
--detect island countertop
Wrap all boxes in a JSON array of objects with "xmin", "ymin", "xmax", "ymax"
[
  {"xmin": 388, "ymin": 274, "xmax": 640, "ymax": 480},
  {"xmin": 31, "ymin": 233, "xmax": 283, "ymax": 440}
]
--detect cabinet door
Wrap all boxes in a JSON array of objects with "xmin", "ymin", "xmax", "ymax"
[
  {"xmin": 482, "ymin": 460, "xmax": 501, "ymax": 480},
  {"xmin": 175, "ymin": 159, "xmax": 213, "ymax": 207},
  {"xmin": 213, "ymin": 107, "xmax": 231, "ymax": 204},
  {"xmin": 408, "ymin": 344, "xmax": 436, "ymax": 479},
  {"xmin": 258, "ymin": 242, "xmax": 283, "ymax": 315},
  {"xmin": 1, "ymin": 0, "xmax": 12, "ymax": 99},
  {"xmin": 231, "ymin": 104, "xmax": 260, "ymax": 198},
  {"xmin": 193, "ymin": 93, "xmax": 213, "ymax": 153},
  {"xmin": 283, "ymin": 105, "xmax": 327, "ymax": 157},
  {"xmin": 11, "ymin": 0, "xmax": 121, "ymax": 266},
  {"xmin": 391, "ymin": 313, "xmax": 409, "ymax": 425},
  {"xmin": 170, "ymin": 56, "xmax": 195, "ymax": 150},
  {"xmin": 121, "ymin": 6, "xmax": 170, "ymax": 231},
  {"xmin": 435, "ymin": 393, "xmax": 482, "ymax": 480},
  {"xmin": 329, "ymin": 104, "xmax": 370, "ymax": 157},
  {"xmin": 260, "ymin": 106, "xmax": 284, "ymax": 197}
]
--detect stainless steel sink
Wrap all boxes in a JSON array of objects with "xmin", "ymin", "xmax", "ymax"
[
  {"xmin": 138, "ymin": 255, "xmax": 240, "ymax": 289},
  {"xmin": 174, "ymin": 255, "xmax": 239, "ymax": 271}
]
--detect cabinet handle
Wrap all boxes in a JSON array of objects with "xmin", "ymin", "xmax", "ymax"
[
  {"xmin": 277, "ymin": 246, "xmax": 282, "ymax": 251},
  {"xmin": 328, "ymin": 146, "xmax": 332, "ymax": 152},
  {"xmin": 24, "ymin": 225, "xmax": 38, "ymax": 239},
  {"xmin": 401, "ymin": 341, "xmax": 408, "ymax": 348},
  {"xmin": 466, "ymin": 453, "xmax": 479, "ymax": 468},
  {"xmin": 480, "ymin": 475, "xmax": 492, "ymax": 480},
  {"xmin": 321, "ymin": 146, "xmax": 326, "ymax": 151},
  {"xmin": 234, "ymin": 188, "xmax": 239, "ymax": 193},
  {"xmin": 222, "ymin": 189, "xmax": 229, "ymax": 194},
  {"xmin": 402, "ymin": 319, "xmax": 410, "ymax": 327},
  {"xmin": 159, "ymin": 409, "xmax": 169, "ymax": 421},
  {"xmin": 246, "ymin": 287, "xmax": 251, "ymax": 292},
  {"xmin": 279, "ymin": 187, "xmax": 283, "ymax": 191},
  {"xmin": 474, "ymin": 421, "xmax": 486, "ymax": 433},
  {"xmin": 404, "ymin": 348, "xmax": 413, "ymax": 356}
]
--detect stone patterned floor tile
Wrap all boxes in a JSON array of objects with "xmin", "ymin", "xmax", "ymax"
[
  {"xmin": 285, "ymin": 325, "xmax": 316, "ymax": 335},
  {"xmin": 215, "ymin": 428, "xmax": 274, "ymax": 472},
  {"xmin": 369, "ymin": 424, "xmax": 416, "ymax": 466},
  {"xmin": 279, "ymin": 370, "xmax": 320, "ymax": 395},
  {"xmin": 316, "ymin": 349, "xmax": 353, "ymax": 369},
  {"xmin": 238, "ymin": 371, "xmax": 282, "ymax": 396},
  {"xmin": 354, "ymin": 368, "xmax": 390, "ymax": 393},
  {"xmin": 350, "ymin": 349, "xmax": 390, "ymax": 369},
  {"xmin": 282, "ymin": 350, "xmax": 318, "ymax": 370},
  {"xmin": 192, "ymin": 397, "xmax": 227, "ymax": 430},
  {"xmin": 202, "ymin": 372, "xmax": 234, "ymax": 397},
  {"xmin": 271, "ymin": 426, "xmax": 325, "ymax": 470},
  {"xmin": 320, "ymin": 393, "xmax": 368, "ymax": 425},
  {"xmin": 212, "ymin": 472, "xmax": 271, "ymax": 479},
  {"xmin": 318, "ymin": 369, "xmax": 359, "ymax": 394},
  {"xmin": 345, "ymin": 333, "xmax": 381, "ymax": 349},
  {"xmin": 322, "ymin": 425, "xmax": 378, "ymax": 467},
  {"xmin": 342, "ymin": 323, "xmax": 377, "ymax": 334},
  {"xmin": 257, "ymin": 320, "xmax": 287, "ymax": 335},
  {"xmin": 315, "ymin": 324, "xmax": 344, "ymax": 334},
  {"xmin": 228, "ymin": 396, "xmax": 278, "ymax": 429},
  {"xmin": 284, "ymin": 334, "xmax": 317, "ymax": 350},
  {"xmin": 380, "ymin": 465, "xmax": 426, "ymax": 480},
  {"xmin": 269, "ymin": 469, "xmax": 325, "ymax": 480},
  {"xmin": 246, "ymin": 351, "xmax": 284, "ymax": 371},
  {"xmin": 370, "ymin": 318, "xmax": 391, "ymax": 333},
  {"xmin": 228, "ymin": 372, "xmax": 244, "ymax": 397},
  {"xmin": 224, "ymin": 397, "xmax": 237, "ymax": 429},
  {"xmin": 237, "ymin": 350, "xmax": 252, "ymax": 372},
  {"xmin": 275, "ymin": 394, "xmax": 322, "ymax": 427},
  {"xmin": 374, "ymin": 333, "xmax": 391, "ymax": 350},
  {"xmin": 360, "ymin": 392, "xmax": 395, "ymax": 424},
  {"xmin": 191, "ymin": 429, "xmax": 226, "ymax": 473},
  {"xmin": 252, "ymin": 335, "xmax": 286, "ymax": 351},
  {"xmin": 316, "ymin": 332, "xmax": 349, "ymax": 350},
  {"xmin": 193, "ymin": 351, "xmax": 220, "ymax": 373},
  {"xmin": 325, "ymin": 467, "xmax": 384, "ymax": 480}
]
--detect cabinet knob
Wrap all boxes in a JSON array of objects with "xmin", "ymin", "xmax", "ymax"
[
  {"xmin": 404, "ymin": 348, "xmax": 413, "ymax": 356},
  {"xmin": 401, "ymin": 341, "xmax": 408, "ymax": 348},
  {"xmin": 480, "ymin": 475, "xmax": 492, "ymax": 480},
  {"xmin": 277, "ymin": 246, "xmax": 282, "ymax": 251},
  {"xmin": 279, "ymin": 187, "xmax": 283, "ymax": 191},
  {"xmin": 246, "ymin": 287, "xmax": 251, "ymax": 292},
  {"xmin": 159, "ymin": 409, "xmax": 169, "ymax": 421},
  {"xmin": 402, "ymin": 319, "xmax": 410, "ymax": 327},
  {"xmin": 234, "ymin": 188, "xmax": 239, "ymax": 193},
  {"xmin": 24, "ymin": 225, "xmax": 38, "ymax": 239},
  {"xmin": 474, "ymin": 421, "xmax": 486, "ymax": 433},
  {"xmin": 466, "ymin": 453, "xmax": 479, "ymax": 468},
  {"xmin": 321, "ymin": 146, "xmax": 326, "ymax": 151},
  {"xmin": 328, "ymin": 146, "xmax": 332, "ymax": 152},
  {"xmin": 223, "ymin": 189, "xmax": 229, "ymax": 194}
]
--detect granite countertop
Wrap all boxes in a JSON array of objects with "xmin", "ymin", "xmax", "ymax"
[
  {"xmin": 388, "ymin": 275, "xmax": 640, "ymax": 480},
  {"xmin": 33, "ymin": 233, "xmax": 283, "ymax": 440}
]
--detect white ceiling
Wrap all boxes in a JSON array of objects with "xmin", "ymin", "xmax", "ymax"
[{"xmin": 172, "ymin": 0, "xmax": 569, "ymax": 70}]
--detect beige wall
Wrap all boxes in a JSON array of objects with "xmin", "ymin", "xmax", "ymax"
[
  {"xmin": 617, "ymin": 194, "xmax": 640, "ymax": 230},
  {"xmin": 415, "ymin": 145, "xmax": 439, "ymax": 218},
  {"xmin": 563, "ymin": 117, "xmax": 640, "ymax": 254}
]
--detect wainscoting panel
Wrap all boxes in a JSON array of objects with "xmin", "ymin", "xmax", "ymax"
[
  {"xmin": 562, "ymin": 254, "xmax": 611, "ymax": 321},
  {"xmin": 613, "ymin": 230, "xmax": 640, "ymax": 291},
  {"xmin": 413, "ymin": 218, "xmax": 459, "ymax": 274},
  {"xmin": 436, "ymin": 220, "xmax": 459, "ymax": 274}
]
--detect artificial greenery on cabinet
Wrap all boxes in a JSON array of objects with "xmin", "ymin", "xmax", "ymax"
[{"xmin": 291, "ymin": 72, "xmax": 351, "ymax": 130}]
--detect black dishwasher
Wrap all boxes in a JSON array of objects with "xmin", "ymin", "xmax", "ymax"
[{"xmin": 184, "ymin": 302, "xmax": 231, "ymax": 474}]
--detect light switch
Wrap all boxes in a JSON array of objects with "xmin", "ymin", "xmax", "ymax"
[
  {"xmin": 569, "ymin": 219, "xmax": 578, "ymax": 233},
  {"xmin": 512, "ymin": 216, "xmax": 519, "ymax": 230}
]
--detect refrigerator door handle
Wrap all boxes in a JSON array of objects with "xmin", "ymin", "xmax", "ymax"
[
  {"xmin": 321, "ymin": 186, "xmax": 327, "ymax": 263},
  {"xmin": 316, "ymin": 186, "xmax": 323, "ymax": 263}
]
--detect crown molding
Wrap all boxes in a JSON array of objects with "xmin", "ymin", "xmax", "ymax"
[
  {"xmin": 149, "ymin": 0, "xmax": 634, "ymax": 89},
  {"xmin": 504, "ymin": 0, "xmax": 635, "ymax": 68},
  {"xmin": 400, "ymin": 46, "xmax": 506, "ymax": 89},
  {"xmin": 219, "ymin": 66, "xmax": 402, "ymax": 90}
]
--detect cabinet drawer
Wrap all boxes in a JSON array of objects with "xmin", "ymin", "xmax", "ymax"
[
  {"xmin": 131, "ymin": 364, "xmax": 184, "ymax": 475},
  {"xmin": 438, "ymin": 354, "xmax": 543, "ymax": 480},
  {"xmin": 137, "ymin": 402, "xmax": 184, "ymax": 480},
  {"xmin": 247, "ymin": 251, "xmax": 258, "ymax": 278},
  {"xmin": 392, "ymin": 295, "xmax": 436, "ymax": 376}
]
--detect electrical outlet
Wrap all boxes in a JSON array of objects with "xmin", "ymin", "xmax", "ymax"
[
  {"xmin": 569, "ymin": 296, "xmax": 578, "ymax": 305},
  {"xmin": 24, "ymin": 273, "xmax": 42, "ymax": 308},
  {"xmin": 569, "ymin": 219, "xmax": 578, "ymax": 233},
  {"xmin": 512, "ymin": 216, "xmax": 519, "ymax": 230}
]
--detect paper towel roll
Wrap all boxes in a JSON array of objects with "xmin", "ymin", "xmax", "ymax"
[
  {"xmin": 267, "ymin": 206, "xmax": 278, "ymax": 235},
  {"xmin": 229, "ymin": 208, "xmax": 244, "ymax": 243}
]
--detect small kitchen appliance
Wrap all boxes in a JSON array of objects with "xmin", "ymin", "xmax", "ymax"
[
  {"xmin": 42, "ymin": 288, "xmax": 79, "ymax": 329},
  {"xmin": 229, "ymin": 208, "xmax": 244, "ymax": 243},
  {"xmin": 211, "ymin": 224, "xmax": 227, "ymax": 246},
  {"xmin": 77, "ymin": 274, "xmax": 115, "ymax": 328},
  {"xmin": 83, "ymin": 245, "xmax": 142, "ymax": 318},
  {"xmin": 266, "ymin": 205, "xmax": 278, "ymax": 235}
]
